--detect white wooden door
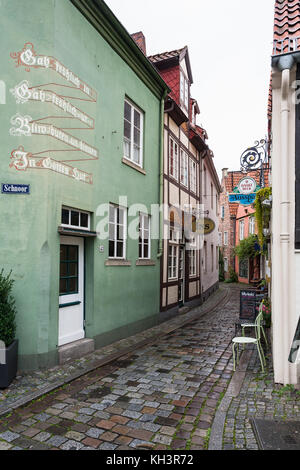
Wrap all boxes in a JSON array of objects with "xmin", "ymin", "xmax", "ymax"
[{"xmin": 58, "ymin": 236, "xmax": 84, "ymax": 346}]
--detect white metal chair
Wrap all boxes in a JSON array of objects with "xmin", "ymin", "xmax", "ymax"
[
  {"xmin": 241, "ymin": 312, "xmax": 268, "ymax": 348},
  {"xmin": 232, "ymin": 304, "xmax": 266, "ymax": 372}
]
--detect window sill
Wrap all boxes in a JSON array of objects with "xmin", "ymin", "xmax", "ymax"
[
  {"xmin": 122, "ymin": 157, "xmax": 146, "ymax": 175},
  {"xmin": 136, "ymin": 259, "xmax": 156, "ymax": 266},
  {"xmin": 105, "ymin": 259, "xmax": 131, "ymax": 266}
]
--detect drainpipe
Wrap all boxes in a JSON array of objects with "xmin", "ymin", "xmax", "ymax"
[
  {"xmin": 157, "ymin": 91, "xmax": 168, "ymax": 258},
  {"xmin": 277, "ymin": 55, "xmax": 294, "ymax": 384}
]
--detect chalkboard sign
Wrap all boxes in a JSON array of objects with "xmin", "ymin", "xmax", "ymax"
[{"xmin": 240, "ymin": 290, "xmax": 257, "ymax": 321}]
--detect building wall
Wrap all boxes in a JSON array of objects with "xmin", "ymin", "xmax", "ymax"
[
  {"xmin": 0, "ymin": 0, "xmax": 165, "ymax": 369},
  {"xmin": 271, "ymin": 65, "xmax": 299, "ymax": 385},
  {"xmin": 201, "ymin": 157, "xmax": 220, "ymax": 295}
]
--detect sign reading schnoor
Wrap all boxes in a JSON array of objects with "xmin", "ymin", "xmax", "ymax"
[{"xmin": 1, "ymin": 183, "xmax": 30, "ymax": 194}]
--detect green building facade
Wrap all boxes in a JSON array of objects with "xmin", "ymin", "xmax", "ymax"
[{"xmin": 0, "ymin": 0, "xmax": 168, "ymax": 370}]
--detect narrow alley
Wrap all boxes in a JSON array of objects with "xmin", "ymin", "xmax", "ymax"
[{"xmin": 0, "ymin": 285, "xmax": 299, "ymax": 451}]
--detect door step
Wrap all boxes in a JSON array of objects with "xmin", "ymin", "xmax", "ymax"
[{"xmin": 58, "ymin": 338, "xmax": 95, "ymax": 365}]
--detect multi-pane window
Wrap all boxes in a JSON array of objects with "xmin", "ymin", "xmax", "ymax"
[
  {"xmin": 60, "ymin": 245, "xmax": 78, "ymax": 295},
  {"xmin": 180, "ymin": 71, "xmax": 189, "ymax": 109},
  {"xmin": 224, "ymin": 231, "xmax": 228, "ymax": 246},
  {"xmin": 139, "ymin": 213, "xmax": 150, "ymax": 259},
  {"xmin": 169, "ymin": 137, "xmax": 179, "ymax": 181},
  {"xmin": 224, "ymin": 257, "xmax": 228, "ymax": 273},
  {"xmin": 190, "ymin": 159, "xmax": 197, "ymax": 193},
  {"xmin": 221, "ymin": 205, "xmax": 225, "ymax": 219},
  {"xmin": 61, "ymin": 207, "xmax": 90, "ymax": 230},
  {"xmin": 239, "ymin": 220, "xmax": 245, "ymax": 241},
  {"xmin": 189, "ymin": 249, "xmax": 196, "ymax": 276},
  {"xmin": 180, "ymin": 149, "xmax": 189, "ymax": 187},
  {"xmin": 168, "ymin": 244, "xmax": 178, "ymax": 279},
  {"xmin": 123, "ymin": 99, "xmax": 143, "ymax": 167},
  {"xmin": 109, "ymin": 205, "xmax": 126, "ymax": 258},
  {"xmin": 239, "ymin": 259, "xmax": 248, "ymax": 278},
  {"xmin": 249, "ymin": 216, "xmax": 255, "ymax": 235}
]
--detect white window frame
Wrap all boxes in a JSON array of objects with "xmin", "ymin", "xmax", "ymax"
[
  {"xmin": 239, "ymin": 219, "xmax": 245, "ymax": 241},
  {"xmin": 180, "ymin": 149, "xmax": 189, "ymax": 188},
  {"xmin": 61, "ymin": 206, "xmax": 90, "ymax": 231},
  {"xmin": 224, "ymin": 231, "xmax": 228, "ymax": 246},
  {"xmin": 180, "ymin": 70, "xmax": 189, "ymax": 110},
  {"xmin": 109, "ymin": 204, "xmax": 127, "ymax": 259},
  {"xmin": 168, "ymin": 244, "xmax": 178, "ymax": 280},
  {"xmin": 224, "ymin": 257, "xmax": 228, "ymax": 273},
  {"xmin": 189, "ymin": 159, "xmax": 197, "ymax": 193},
  {"xmin": 249, "ymin": 216, "xmax": 255, "ymax": 235},
  {"xmin": 169, "ymin": 137, "xmax": 179, "ymax": 181},
  {"xmin": 123, "ymin": 98, "xmax": 144, "ymax": 168},
  {"xmin": 139, "ymin": 213, "xmax": 151, "ymax": 259}
]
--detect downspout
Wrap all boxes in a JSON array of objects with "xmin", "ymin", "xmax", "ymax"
[
  {"xmin": 157, "ymin": 91, "xmax": 168, "ymax": 258},
  {"xmin": 277, "ymin": 55, "xmax": 294, "ymax": 384}
]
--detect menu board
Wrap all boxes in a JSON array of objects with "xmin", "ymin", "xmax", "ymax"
[{"xmin": 240, "ymin": 290, "xmax": 257, "ymax": 321}]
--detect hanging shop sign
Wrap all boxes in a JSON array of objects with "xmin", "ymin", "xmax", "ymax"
[
  {"xmin": 238, "ymin": 177, "xmax": 257, "ymax": 195},
  {"xmin": 228, "ymin": 193, "xmax": 256, "ymax": 205},
  {"xmin": 196, "ymin": 217, "xmax": 215, "ymax": 235},
  {"xmin": 1, "ymin": 183, "xmax": 30, "ymax": 194}
]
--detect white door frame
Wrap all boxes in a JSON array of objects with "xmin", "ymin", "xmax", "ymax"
[{"xmin": 58, "ymin": 236, "xmax": 84, "ymax": 346}]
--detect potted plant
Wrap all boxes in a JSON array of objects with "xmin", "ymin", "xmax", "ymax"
[
  {"xmin": 0, "ymin": 270, "xmax": 18, "ymax": 388},
  {"xmin": 261, "ymin": 298, "xmax": 271, "ymax": 328}
]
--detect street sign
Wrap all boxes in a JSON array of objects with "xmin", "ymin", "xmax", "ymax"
[{"xmin": 1, "ymin": 183, "xmax": 30, "ymax": 194}]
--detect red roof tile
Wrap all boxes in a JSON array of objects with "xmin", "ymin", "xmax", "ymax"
[{"xmin": 273, "ymin": 0, "xmax": 300, "ymax": 55}]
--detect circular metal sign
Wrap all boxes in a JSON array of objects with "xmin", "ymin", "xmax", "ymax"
[
  {"xmin": 238, "ymin": 177, "xmax": 256, "ymax": 195},
  {"xmin": 196, "ymin": 218, "xmax": 215, "ymax": 235}
]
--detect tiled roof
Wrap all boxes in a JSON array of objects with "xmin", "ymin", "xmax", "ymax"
[
  {"xmin": 148, "ymin": 47, "xmax": 187, "ymax": 64},
  {"xmin": 273, "ymin": 0, "xmax": 300, "ymax": 55},
  {"xmin": 159, "ymin": 66, "xmax": 180, "ymax": 106},
  {"xmin": 131, "ymin": 32, "xmax": 146, "ymax": 55}
]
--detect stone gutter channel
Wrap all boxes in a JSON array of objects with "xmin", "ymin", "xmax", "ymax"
[{"xmin": 0, "ymin": 287, "xmax": 230, "ymax": 419}]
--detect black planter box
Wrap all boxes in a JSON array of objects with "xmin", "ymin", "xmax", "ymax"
[{"xmin": 0, "ymin": 340, "xmax": 18, "ymax": 389}]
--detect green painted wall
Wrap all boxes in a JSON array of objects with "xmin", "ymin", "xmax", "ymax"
[{"xmin": 0, "ymin": 0, "xmax": 166, "ymax": 369}]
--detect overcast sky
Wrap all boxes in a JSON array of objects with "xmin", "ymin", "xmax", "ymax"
[{"xmin": 105, "ymin": 0, "xmax": 275, "ymax": 179}]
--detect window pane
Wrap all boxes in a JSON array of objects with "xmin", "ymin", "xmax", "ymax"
[
  {"xmin": 144, "ymin": 244, "xmax": 149, "ymax": 259},
  {"xmin": 117, "ymin": 224, "xmax": 124, "ymax": 240},
  {"xmin": 117, "ymin": 241, "xmax": 124, "ymax": 258},
  {"xmin": 62, "ymin": 208, "xmax": 69, "ymax": 225},
  {"xmin": 60, "ymin": 262, "xmax": 68, "ymax": 277},
  {"xmin": 109, "ymin": 223, "xmax": 115, "ymax": 240},
  {"xmin": 60, "ymin": 245, "xmax": 68, "ymax": 262},
  {"xmin": 134, "ymin": 127, "xmax": 140, "ymax": 145},
  {"xmin": 68, "ymin": 246, "xmax": 78, "ymax": 261},
  {"xmin": 123, "ymin": 140, "xmax": 130, "ymax": 158},
  {"xmin": 80, "ymin": 212, "xmax": 88, "ymax": 228},
  {"xmin": 109, "ymin": 206, "xmax": 115, "ymax": 222},
  {"xmin": 68, "ymin": 262, "xmax": 78, "ymax": 277},
  {"xmin": 109, "ymin": 240, "xmax": 115, "ymax": 257},
  {"xmin": 71, "ymin": 210, "xmax": 79, "ymax": 227},
  {"xmin": 68, "ymin": 277, "xmax": 78, "ymax": 293},
  {"xmin": 124, "ymin": 101, "xmax": 131, "ymax": 121},
  {"xmin": 133, "ymin": 145, "xmax": 140, "ymax": 164},
  {"xmin": 60, "ymin": 278, "xmax": 68, "ymax": 294},
  {"xmin": 124, "ymin": 119, "xmax": 131, "ymax": 140},
  {"xmin": 117, "ymin": 208, "xmax": 124, "ymax": 225},
  {"xmin": 134, "ymin": 110, "xmax": 140, "ymax": 129}
]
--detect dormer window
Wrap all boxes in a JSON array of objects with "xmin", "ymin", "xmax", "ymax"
[{"xmin": 180, "ymin": 71, "xmax": 189, "ymax": 110}]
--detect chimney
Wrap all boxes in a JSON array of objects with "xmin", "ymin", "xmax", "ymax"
[
  {"xmin": 131, "ymin": 31, "xmax": 146, "ymax": 55},
  {"xmin": 222, "ymin": 168, "xmax": 229, "ymax": 178}
]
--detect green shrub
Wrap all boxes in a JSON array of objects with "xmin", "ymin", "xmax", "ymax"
[{"xmin": 0, "ymin": 270, "xmax": 17, "ymax": 347}]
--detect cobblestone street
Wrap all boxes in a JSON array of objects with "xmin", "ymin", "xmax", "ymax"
[{"xmin": 0, "ymin": 285, "xmax": 299, "ymax": 451}]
